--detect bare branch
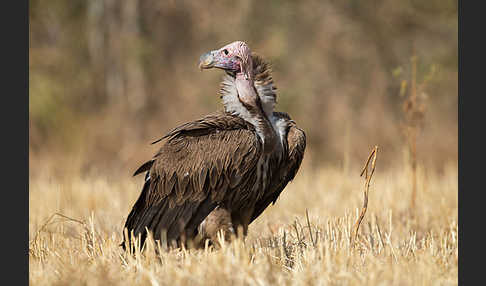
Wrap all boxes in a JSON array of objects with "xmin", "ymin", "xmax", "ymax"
[{"xmin": 353, "ymin": 145, "xmax": 379, "ymax": 244}]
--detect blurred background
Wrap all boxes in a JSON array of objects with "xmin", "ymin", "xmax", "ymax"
[{"xmin": 29, "ymin": 0, "xmax": 457, "ymax": 180}]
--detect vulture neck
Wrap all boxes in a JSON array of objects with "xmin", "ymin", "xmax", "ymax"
[{"xmin": 230, "ymin": 72, "xmax": 277, "ymax": 155}]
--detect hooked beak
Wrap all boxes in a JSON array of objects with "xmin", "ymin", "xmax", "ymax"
[
  {"xmin": 198, "ymin": 49, "xmax": 239, "ymax": 72},
  {"xmin": 198, "ymin": 51, "xmax": 215, "ymax": 70}
]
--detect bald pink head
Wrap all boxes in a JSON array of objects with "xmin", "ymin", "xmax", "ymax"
[{"xmin": 199, "ymin": 41, "xmax": 253, "ymax": 78}]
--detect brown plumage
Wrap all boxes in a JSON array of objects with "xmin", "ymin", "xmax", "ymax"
[
  {"xmin": 124, "ymin": 112, "xmax": 263, "ymax": 247},
  {"xmin": 123, "ymin": 41, "xmax": 305, "ymax": 249},
  {"xmin": 250, "ymin": 113, "xmax": 306, "ymax": 223}
]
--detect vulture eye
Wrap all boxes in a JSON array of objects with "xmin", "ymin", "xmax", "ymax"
[{"xmin": 223, "ymin": 49, "xmax": 229, "ymax": 55}]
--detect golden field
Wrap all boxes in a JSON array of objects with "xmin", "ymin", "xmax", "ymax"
[
  {"xmin": 29, "ymin": 1, "xmax": 457, "ymax": 285},
  {"xmin": 29, "ymin": 159, "xmax": 457, "ymax": 285}
]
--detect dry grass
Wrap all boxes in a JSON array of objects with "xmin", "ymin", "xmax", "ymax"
[{"xmin": 29, "ymin": 161, "xmax": 457, "ymax": 285}]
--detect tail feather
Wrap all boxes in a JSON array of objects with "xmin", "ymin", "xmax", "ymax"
[{"xmin": 122, "ymin": 177, "xmax": 218, "ymax": 249}]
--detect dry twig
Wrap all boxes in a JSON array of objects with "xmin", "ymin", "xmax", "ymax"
[
  {"xmin": 353, "ymin": 146, "xmax": 378, "ymax": 243},
  {"xmin": 30, "ymin": 212, "xmax": 86, "ymax": 246}
]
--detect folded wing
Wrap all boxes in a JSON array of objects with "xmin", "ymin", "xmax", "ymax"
[{"xmin": 123, "ymin": 112, "xmax": 263, "ymax": 247}]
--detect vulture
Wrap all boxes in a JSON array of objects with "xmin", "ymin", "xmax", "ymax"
[{"xmin": 123, "ymin": 41, "xmax": 306, "ymax": 249}]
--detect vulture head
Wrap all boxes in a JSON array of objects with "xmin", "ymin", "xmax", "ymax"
[{"xmin": 199, "ymin": 41, "xmax": 254, "ymax": 79}]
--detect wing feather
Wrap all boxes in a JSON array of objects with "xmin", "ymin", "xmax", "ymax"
[
  {"xmin": 123, "ymin": 112, "xmax": 263, "ymax": 248},
  {"xmin": 250, "ymin": 116, "xmax": 306, "ymax": 223}
]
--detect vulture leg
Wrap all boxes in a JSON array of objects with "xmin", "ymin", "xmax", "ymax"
[{"xmin": 196, "ymin": 207, "xmax": 234, "ymax": 247}]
